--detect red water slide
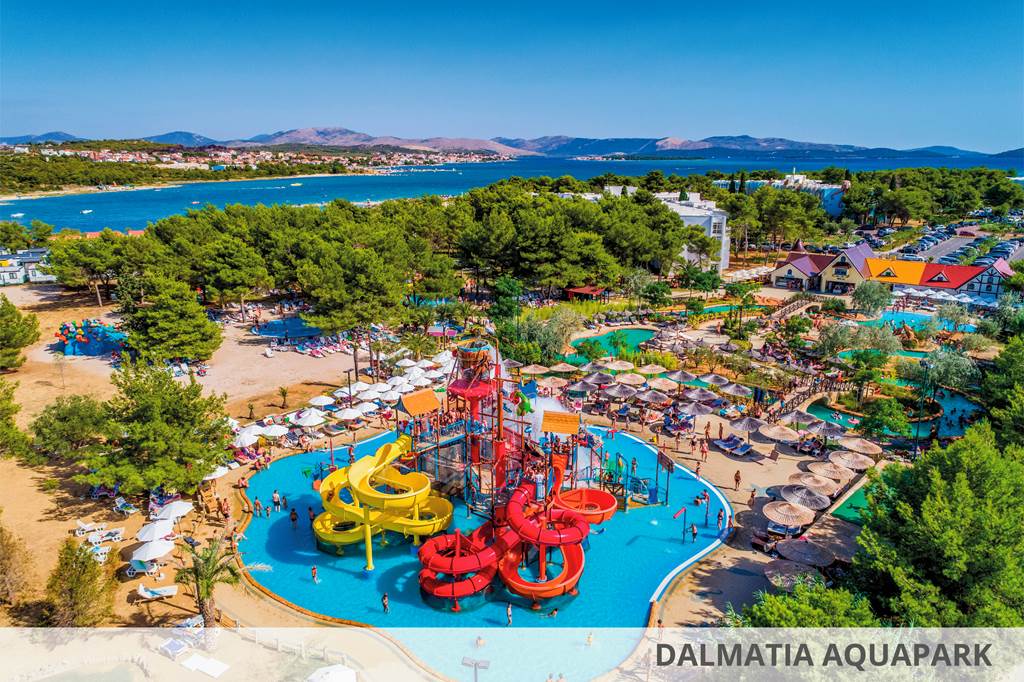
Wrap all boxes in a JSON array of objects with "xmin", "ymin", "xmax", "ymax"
[{"xmin": 418, "ymin": 524, "xmax": 520, "ymax": 601}]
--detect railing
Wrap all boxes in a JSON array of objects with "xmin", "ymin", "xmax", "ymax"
[
  {"xmin": 768, "ymin": 294, "xmax": 827, "ymax": 320},
  {"xmin": 763, "ymin": 380, "xmax": 853, "ymax": 422}
]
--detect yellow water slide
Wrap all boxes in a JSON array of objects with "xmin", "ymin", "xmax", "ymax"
[{"xmin": 313, "ymin": 435, "xmax": 453, "ymax": 569}]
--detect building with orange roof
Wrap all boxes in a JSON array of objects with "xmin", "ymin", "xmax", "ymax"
[{"xmin": 864, "ymin": 258, "xmax": 927, "ymax": 285}]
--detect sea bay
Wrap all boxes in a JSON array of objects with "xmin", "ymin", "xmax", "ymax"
[{"xmin": 3, "ymin": 155, "xmax": 1020, "ymax": 232}]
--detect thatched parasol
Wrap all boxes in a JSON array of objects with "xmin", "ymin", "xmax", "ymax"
[
  {"xmin": 699, "ymin": 373, "xmax": 730, "ymax": 386},
  {"xmin": 648, "ymin": 377, "xmax": 679, "ymax": 392},
  {"xmin": 780, "ymin": 485, "xmax": 832, "ymax": 511},
  {"xmin": 579, "ymin": 361, "xmax": 608, "ymax": 372},
  {"xmin": 548, "ymin": 362, "xmax": 578, "ymax": 373},
  {"xmin": 637, "ymin": 363, "xmax": 668, "ymax": 375},
  {"xmin": 759, "ymin": 423, "xmax": 801, "ymax": 443},
  {"xmin": 501, "ymin": 359, "xmax": 523, "ymax": 370},
  {"xmin": 583, "ymin": 371, "xmax": 615, "ymax": 386},
  {"xmin": 721, "ymin": 382, "xmax": 753, "ymax": 397},
  {"xmin": 605, "ymin": 359, "xmax": 635, "ymax": 371},
  {"xmin": 788, "ymin": 472, "xmax": 840, "ymax": 496},
  {"xmin": 602, "ymin": 384, "xmax": 637, "ymax": 400},
  {"xmin": 807, "ymin": 461, "xmax": 856, "ymax": 481},
  {"xmin": 519, "ymin": 364, "xmax": 550, "ymax": 375},
  {"xmin": 566, "ymin": 380, "xmax": 599, "ymax": 394},
  {"xmin": 764, "ymin": 560, "xmax": 820, "ymax": 591},
  {"xmin": 776, "ymin": 538, "xmax": 835, "ymax": 567},
  {"xmin": 731, "ymin": 415, "xmax": 766, "ymax": 441},
  {"xmin": 679, "ymin": 401, "xmax": 715, "ymax": 416},
  {"xmin": 762, "ymin": 501, "xmax": 816, "ymax": 527},
  {"xmin": 684, "ymin": 387, "xmax": 719, "ymax": 402},
  {"xmin": 829, "ymin": 450, "xmax": 876, "ymax": 471},
  {"xmin": 778, "ymin": 410, "xmax": 822, "ymax": 427},
  {"xmin": 664, "ymin": 369, "xmax": 697, "ymax": 383},
  {"xmin": 807, "ymin": 421, "xmax": 848, "ymax": 438},
  {"xmin": 837, "ymin": 437, "xmax": 883, "ymax": 456},
  {"xmin": 537, "ymin": 376, "xmax": 568, "ymax": 389},
  {"xmin": 615, "ymin": 372, "xmax": 647, "ymax": 386},
  {"xmin": 635, "ymin": 389, "xmax": 671, "ymax": 403}
]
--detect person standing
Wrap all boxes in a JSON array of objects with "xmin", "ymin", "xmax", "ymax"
[
  {"xmin": 308, "ymin": 506, "xmax": 316, "ymax": 526},
  {"xmin": 506, "ymin": 602, "xmax": 513, "ymax": 626},
  {"xmin": 690, "ymin": 524, "xmax": 698, "ymax": 543},
  {"xmin": 311, "ymin": 565, "xmax": 319, "ymax": 584},
  {"xmin": 734, "ymin": 470, "xmax": 742, "ymax": 490},
  {"xmin": 290, "ymin": 508, "xmax": 298, "ymax": 529},
  {"xmin": 717, "ymin": 509, "xmax": 724, "ymax": 530},
  {"xmin": 272, "ymin": 489, "xmax": 281, "ymax": 512},
  {"xmin": 382, "ymin": 592, "xmax": 390, "ymax": 614}
]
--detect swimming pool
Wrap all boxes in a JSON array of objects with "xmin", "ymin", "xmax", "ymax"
[
  {"xmin": 238, "ymin": 428, "xmax": 731, "ymax": 677},
  {"xmin": 252, "ymin": 316, "xmax": 321, "ymax": 339},
  {"xmin": 808, "ymin": 381, "xmax": 981, "ymax": 438},
  {"xmin": 859, "ymin": 310, "xmax": 977, "ymax": 333},
  {"xmin": 566, "ymin": 328, "xmax": 656, "ymax": 363}
]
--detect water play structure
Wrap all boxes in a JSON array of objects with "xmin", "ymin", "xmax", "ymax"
[
  {"xmin": 54, "ymin": 319, "xmax": 127, "ymax": 356},
  {"xmin": 308, "ymin": 335, "xmax": 630, "ymax": 612},
  {"xmin": 312, "ymin": 435, "xmax": 454, "ymax": 568}
]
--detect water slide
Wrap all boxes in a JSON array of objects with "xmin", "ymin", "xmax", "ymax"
[
  {"xmin": 313, "ymin": 435, "xmax": 454, "ymax": 548},
  {"xmin": 418, "ymin": 455, "xmax": 616, "ymax": 605},
  {"xmin": 549, "ymin": 458, "xmax": 619, "ymax": 524}
]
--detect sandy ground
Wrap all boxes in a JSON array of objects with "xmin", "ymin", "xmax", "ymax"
[{"xmin": 1, "ymin": 284, "xmax": 363, "ymax": 427}]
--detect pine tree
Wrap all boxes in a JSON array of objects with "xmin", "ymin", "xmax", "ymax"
[
  {"xmin": 738, "ymin": 171, "xmax": 747, "ymax": 194},
  {"xmin": 126, "ymin": 278, "xmax": 221, "ymax": 361},
  {"xmin": 44, "ymin": 539, "xmax": 115, "ymax": 626},
  {"xmin": 0, "ymin": 378, "xmax": 28, "ymax": 459},
  {"xmin": 0, "ymin": 294, "xmax": 41, "ymax": 370}
]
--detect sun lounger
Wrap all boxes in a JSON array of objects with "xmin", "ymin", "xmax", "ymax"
[
  {"xmin": 113, "ymin": 497, "xmax": 139, "ymax": 516},
  {"xmin": 126, "ymin": 559, "xmax": 163, "ymax": 578},
  {"xmin": 713, "ymin": 436, "xmax": 742, "ymax": 452},
  {"xmin": 159, "ymin": 637, "xmax": 191, "ymax": 661},
  {"xmin": 74, "ymin": 519, "xmax": 107, "ymax": 537},
  {"xmin": 732, "ymin": 443, "xmax": 753, "ymax": 457},
  {"xmin": 137, "ymin": 584, "xmax": 179, "ymax": 601},
  {"xmin": 87, "ymin": 527, "xmax": 124, "ymax": 545},
  {"xmin": 181, "ymin": 653, "xmax": 230, "ymax": 678},
  {"xmin": 88, "ymin": 544, "xmax": 111, "ymax": 562}
]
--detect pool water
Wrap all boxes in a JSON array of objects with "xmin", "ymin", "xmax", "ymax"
[
  {"xmin": 238, "ymin": 428, "xmax": 732, "ymax": 677},
  {"xmin": 808, "ymin": 381, "xmax": 981, "ymax": 438},
  {"xmin": 859, "ymin": 310, "xmax": 977, "ymax": 333},
  {"xmin": 565, "ymin": 328, "xmax": 656, "ymax": 363},
  {"xmin": 252, "ymin": 316, "xmax": 321, "ymax": 338}
]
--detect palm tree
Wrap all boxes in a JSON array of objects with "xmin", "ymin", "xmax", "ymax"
[
  {"xmin": 174, "ymin": 539, "xmax": 240, "ymax": 629},
  {"xmin": 403, "ymin": 332, "xmax": 436, "ymax": 361},
  {"xmin": 277, "ymin": 386, "xmax": 289, "ymax": 408},
  {"xmin": 607, "ymin": 330, "xmax": 629, "ymax": 358}
]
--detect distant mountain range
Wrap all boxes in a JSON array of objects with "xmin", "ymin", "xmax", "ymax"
[{"xmin": 1, "ymin": 127, "xmax": 1020, "ymax": 160}]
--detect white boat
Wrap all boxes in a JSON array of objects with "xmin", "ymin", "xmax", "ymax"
[
  {"xmin": 81, "ymin": 209, "xmax": 93, "ymax": 214},
  {"xmin": 10, "ymin": 212, "xmax": 24, "ymax": 218},
  {"xmin": 290, "ymin": 182, "xmax": 303, "ymax": 186},
  {"xmin": 191, "ymin": 201, "xmax": 200, "ymax": 205}
]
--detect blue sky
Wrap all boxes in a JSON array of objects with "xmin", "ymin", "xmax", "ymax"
[{"xmin": 1, "ymin": 1, "xmax": 1022, "ymax": 151}]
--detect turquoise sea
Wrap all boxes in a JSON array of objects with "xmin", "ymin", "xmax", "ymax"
[{"xmin": 4, "ymin": 156, "xmax": 1020, "ymax": 232}]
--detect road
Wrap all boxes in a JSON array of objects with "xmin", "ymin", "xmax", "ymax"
[{"xmin": 917, "ymin": 236, "xmax": 971, "ymax": 260}]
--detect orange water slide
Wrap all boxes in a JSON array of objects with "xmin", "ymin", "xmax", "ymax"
[{"xmin": 497, "ymin": 541, "xmax": 585, "ymax": 600}]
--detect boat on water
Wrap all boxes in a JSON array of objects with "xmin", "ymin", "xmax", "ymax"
[
  {"xmin": 10, "ymin": 212, "xmax": 25, "ymax": 218},
  {"xmin": 81, "ymin": 209, "xmax": 93, "ymax": 214},
  {"xmin": 290, "ymin": 182, "xmax": 303, "ymax": 186},
  {"xmin": 191, "ymin": 201, "xmax": 201, "ymax": 205}
]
